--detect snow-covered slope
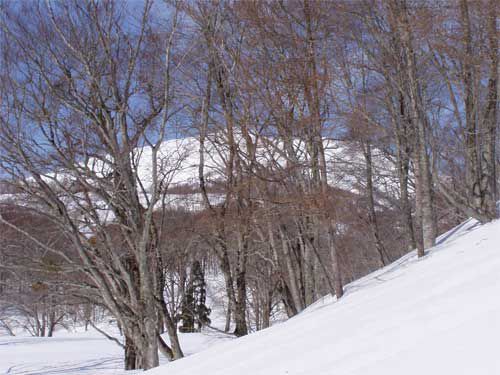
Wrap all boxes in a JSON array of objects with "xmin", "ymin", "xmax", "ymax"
[
  {"xmin": 1, "ymin": 218, "xmax": 498, "ymax": 374},
  {"xmin": 133, "ymin": 136, "xmax": 397, "ymax": 194},
  {"xmin": 0, "ymin": 137, "xmax": 398, "ymax": 217},
  {"xmin": 148, "ymin": 218, "xmax": 500, "ymax": 375}
]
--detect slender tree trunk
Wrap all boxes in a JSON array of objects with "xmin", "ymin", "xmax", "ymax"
[
  {"xmin": 395, "ymin": 93, "xmax": 417, "ymax": 250},
  {"xmin": 279, "ymin": 225, "xmax": 304, "ymax": 312},
  {"xmin": 481, "ymin": 0, "xmax": 498, "ymax": 219},
  {"xmin": 301, "ymin": 228, "xmax": 315, "ymax": 306},
  {"xmin": 262, "ymin": 288, "xmax": 272, "ymax": 329},
  {"xmin": 234, "ymin": 233, "xmax": 248, "ymax": 337},
  {"xmin": 400, "ymin": 155, "xmax": 416, "ymax": 250},
  {"xmin": 160, "ymin": 303, "xmax": 183, "ymax": 360},
  {"xmin": 47, "ymin": 313, "xmax": 56, "ymax": 337},
  {"xmin": 396, "ymin": 0, "xmax": 436, "ymax": 252},
  {"xmin": 460, "ymin": 0, "xmax": 482, "ymax": 216},
  {"xmin": 224, "ymin": 298, "xmax": 232, "ymax": 333},
  {"xmin": 328, "ymin": 221, "xmax": 344, "ymax": 299},
  {"xmin": 413, "ymin": 156, "xmax": 425, "ymax": 257},
  {"xmin": 364, "ymin": 141, "xmax": 388, "ymax": 266}
]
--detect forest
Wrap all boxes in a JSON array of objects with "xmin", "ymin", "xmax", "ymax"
[{"xmin": 0, "ymin": 0, "xmax": 498, "ymax": 371}]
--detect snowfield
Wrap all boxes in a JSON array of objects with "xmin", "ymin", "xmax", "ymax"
[
  {"xmin": 0, "ymin": 330, "xmax": 124, "ymax": 374},
  {"xmin": 0, "ymin": 326, "xmax": 233, "ymax": 374},
  {"xmin": 2, "ymin": 218, "xmax": 499, "ymax": 374}
]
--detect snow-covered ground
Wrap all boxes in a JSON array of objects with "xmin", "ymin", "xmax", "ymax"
[
  {"xmin": 0, "ymin": 329, "xmax": 124, "ymax": 375},
  {"xmin": 2, "ymin": 217, "xmax": 499, "ymax": 374},
  {"xmin": 0, "ymin": 325, "xmax": 233, "ymax": 375}
]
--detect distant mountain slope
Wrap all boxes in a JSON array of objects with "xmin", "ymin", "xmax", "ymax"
[
  {"xmin": 1, "ymin": 136, "xmax": 398, "ymax": 214},
  {"xmin": 148, "ymin": 218, "xmax": 500, "ymax": 375},
  {"xmin": 135, "ymin": 136, "xmax": 398, "ymax": 193}
]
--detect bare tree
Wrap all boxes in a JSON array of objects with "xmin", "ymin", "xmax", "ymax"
[{"xmin": 0, "ymin": 0, "xmax": 183, "ymax": 369}]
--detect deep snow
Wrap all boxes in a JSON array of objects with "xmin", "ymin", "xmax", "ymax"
[{"xmin": 1, "ymin": 218, "xmax": 499, "ymax": 374}]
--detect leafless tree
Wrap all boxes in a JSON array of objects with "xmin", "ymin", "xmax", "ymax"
[{"xmin": 0, "ymin": 0, "xmax": 184, "ymax": 369}]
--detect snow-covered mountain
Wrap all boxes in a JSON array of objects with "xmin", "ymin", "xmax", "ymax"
[
  {"xmin": 133, "ymin": 136, "xmax": 398, "ymax": 195},
  {"xmin": 144, "ymin": 217, "xmax": 500, "ymax": 375},
  {"xmin": 1, "ymin": 136, "xmax": 399, "ymax": 214}
]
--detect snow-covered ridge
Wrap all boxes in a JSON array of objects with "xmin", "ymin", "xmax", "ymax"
[
  {"xmin": 135, "ymin": 136, "xmax": 398, "ymax": 194},
  {"xmin": 1, "ymin": 136, "xmax": 399, "ymax": 212},
  {"xmin": 145, "ymin": 217, "xmax": 500, "ymax": 375},
  {"xmin": 69, "ymin": 136, "xmax": 397, "ymax": 191}
]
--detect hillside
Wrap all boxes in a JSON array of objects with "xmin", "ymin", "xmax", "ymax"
[
  {"xmin": 1, "ymin": 218, "xmax": 498, "ymax": 374},
  {"xmin": 147, "ymin": 218, "xmax": 500, "ymax": 375}
]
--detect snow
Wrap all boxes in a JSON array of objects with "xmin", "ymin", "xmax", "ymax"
[
  {"xmin": 0, "ymin": 328, "xmax": 124, "ymax": 374},
  {"xmin": 2, "ymin": 217, "xmax": 499, "ymax": 374},
  {"xmin": 146, "ymin": 217, "xmax": 500, "ymax": 375},
  {"xmin": 0, "ymin": 325, "xmax": 233, "ymax": 374},
  {"xmin": 131, "ymin": 136, "xmax": 398, "ymax": 195}
]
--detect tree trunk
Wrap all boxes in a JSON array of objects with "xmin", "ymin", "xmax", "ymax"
[
  {"xmin": 395, "ymin": 92, "xmax": 417, "ymax": 250},
  {"xmin": 301, "ymin": 230, "xmax": 315, "ymax": 306},
  {"xmin": 328, "ymin": 222, "xmax": 344, "ymax": 299},
  {"xmin": 395, "ymin": 0, "xmax": 436, "ymax": 253},
  {"xmin": 460, "ymin": 0, "xmax": 482, "ymax": 217},
  {"xmin": 163, "ymin": 312, "xmax": 183, "ymax": 359},
  {"xmin": 364, "ymin": 141, "xmax": 388, "ymax": 266},
  {"xmin": 124, "ymin": 335, "xmax": 138, "ymax": 371},
  {"xmin": 224, "ymin": 298, "xmax": 232, "ymax": 333},
  {"xmin": 141, "ymin": 318, "xmax": 160, "ymax": 369},
  {"xmin": 262, "ymin": 289, "xmax": 272, "ymax": 329},
  {"xmin": 279, "ymin": 225, "xmax": 304, "ymax": 313},
  {"xmin": 234, "ymin": 239, "xmax": 248, "ymax": 337},
  {"xmin": 157, "ymin": 335, "xmax": 174, "ymax": 361},
  {"xmin": 480, "ymin": 0, "xmax": 498, "ymax": 220}
]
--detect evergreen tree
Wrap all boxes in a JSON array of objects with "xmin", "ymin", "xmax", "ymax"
[
  {"xmin": 192, "ymin": 261, "xmax": 211, "ymax": 331},
  {"xmin": 179, "ymin": 260, "xmax": 211, "ymax": 333}
]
